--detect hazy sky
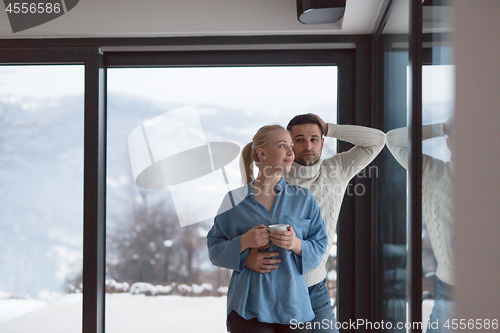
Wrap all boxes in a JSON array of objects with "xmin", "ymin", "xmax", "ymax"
[
  {"xmin": 0, "ymin": 65, "xmax": 85, "ymax": 100},
  {"xmin": 108, "ymin": 66, "xmax": 338, "ymax": 115},
  {"xmin": 422, "ymin": 65, "xmax": 454, "ymax": 106},
  {"xmin": 0, "ymin": 64, "xmax": 452, "ymax": 114},
  {"xmin": 0, "ymin": 65, "xmax": 338, "ymax": 117}
]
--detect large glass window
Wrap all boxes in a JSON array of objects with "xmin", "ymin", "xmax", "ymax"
[
  {"xmin": 0, "ymin": 65, "xmax": 84, "ymax": 332},
  {"xmin": 105, "ymin": 66, "xmax": 338, "ymax": 332}
]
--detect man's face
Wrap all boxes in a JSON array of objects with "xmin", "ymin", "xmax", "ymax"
[{"xmin": 289, "ymin": 123, "xmax": 324, "ymax": 166}]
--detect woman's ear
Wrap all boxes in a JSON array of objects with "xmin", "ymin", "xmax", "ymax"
[{"xmin": 256, "ymin": 148, "xmax": 266, "ymax": 161}]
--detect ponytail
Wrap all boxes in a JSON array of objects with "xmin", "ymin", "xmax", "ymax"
[
  {"xmin": 240, "ymin": 142, "xmax": 254, "ymax": 185},
  {"xmin": 239, "ymin": 124, "xmax": 284, "ymax": 185}
]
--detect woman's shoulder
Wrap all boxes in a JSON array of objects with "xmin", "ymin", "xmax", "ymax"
[
  {"xmin": 229, "ymin": 183, "xmax": 250, "ymax": 200},
  {"xmin": 216, "ymin": 184, "xmax": 250, "ymax": 215}
]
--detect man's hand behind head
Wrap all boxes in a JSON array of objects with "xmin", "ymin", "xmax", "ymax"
[{"xmin": 308, "ymin": 113, "xmax": 328, "ymax": 136}]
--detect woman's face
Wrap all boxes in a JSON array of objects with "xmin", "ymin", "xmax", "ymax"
[{"xmin": 257, "ymin": 129, "xmax": 295, "ymax": 175}]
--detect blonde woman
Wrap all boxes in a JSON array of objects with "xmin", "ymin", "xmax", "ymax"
[{"xmin": 207, "ymin": 125, "xmax": 328, "ymax": 333}]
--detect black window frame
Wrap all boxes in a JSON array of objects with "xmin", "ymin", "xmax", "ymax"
[{"xmin": 0, "ymin": 34, "xmax": 376, "ymax": 333}]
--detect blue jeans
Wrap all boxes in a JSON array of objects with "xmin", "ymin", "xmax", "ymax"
[
  {"xmin": 308, "ymin": 278, "xmax": 339, "ymax": 333},
  {"xmin": 427, "ymin": 278, "xmax": 455, "ymax": 333}
]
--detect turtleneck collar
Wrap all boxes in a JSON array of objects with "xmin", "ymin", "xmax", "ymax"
[{"xmin": 285, "ymin": 160, "xmax": 321, "ymax": 180}]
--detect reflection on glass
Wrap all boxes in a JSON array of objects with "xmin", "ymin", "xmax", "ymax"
[
  {"xmin": 422, "ymin": 0, "xmax": 455, "ymax": 331},
  {"xmin": 105, "ymin": 66, "xmax": 338, "ymax": 333},
  {"xmin": 386, "ymin": 64, "xmax": 454, "ymax": 332},
  {"xmin": 421, "ymin": 63, "xmax": 455, "ymax": 332},
  {"xmin": 0, "ymin": 65, "xmax": 84, "ymax": 332}
]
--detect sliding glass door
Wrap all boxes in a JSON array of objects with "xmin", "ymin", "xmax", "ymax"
[{"xmin": 105, "ymin": 65, "xmax": 339, "ymax": 333}]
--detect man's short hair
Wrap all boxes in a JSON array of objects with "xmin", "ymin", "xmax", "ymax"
[{"xmin": 286, "ymin": 114, "xmax": 324, "ymax": 136}]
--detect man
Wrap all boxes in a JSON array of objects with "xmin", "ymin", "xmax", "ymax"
[
  {"xmin": 386, "ymin": 118, "xmax": 454, "ymax": 332},
  {"xmin": 245, "ymin": 114, "xmax": 386, "ymax": 332}
]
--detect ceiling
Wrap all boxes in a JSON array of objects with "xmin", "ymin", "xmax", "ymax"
[
  {"xmin": 0, "ymin": 0, "xmax": 449, "ymax": 40},
  {"xmin": 0, "ymin": 0, "xmax": 401, "ymax": 39}
]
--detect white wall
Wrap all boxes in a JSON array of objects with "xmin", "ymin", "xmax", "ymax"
[{"xmin": 452, "ymin": 0, "xmax": 500, "ymax": 324}]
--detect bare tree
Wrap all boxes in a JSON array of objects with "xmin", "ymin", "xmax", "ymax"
[{"xmin": 107, "ymin": 187, "xmax": 211, "ymax": 287}]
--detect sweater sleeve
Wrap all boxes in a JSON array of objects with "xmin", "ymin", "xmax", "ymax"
[
  {"xmin": 386, "ymin": 123, "xmax": 445, "ymax": 171},
  {"xmin": 321, "ymin": 123, "xmax": 386, "ymax": 180},
  {"xmin": 292, "ymin": 191, "xmax": 328, "ymax": 275}
]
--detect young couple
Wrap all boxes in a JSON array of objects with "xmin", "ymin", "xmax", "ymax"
[{"xmin": 207, "ymin": 114, "xmax": 386, "ymax": 333}]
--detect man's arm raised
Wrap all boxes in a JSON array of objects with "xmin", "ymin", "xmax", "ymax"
[{"xmin": 309, "ymin": 113, "xmax": 386, "ymax": 181}]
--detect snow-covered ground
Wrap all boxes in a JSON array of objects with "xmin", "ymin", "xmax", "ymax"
[
  {"xmin": 0, "ymin": 298, "xmax": 48, "ymax": 323},
  {"xmin": 0, "ymin": 294, "xmax": 227, "ymax": 333},
  {"xmin": 0, "ymin": 294, "xmax": 435, "ymax": 333}
]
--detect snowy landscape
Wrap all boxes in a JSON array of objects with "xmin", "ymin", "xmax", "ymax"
[{"xmin": 0, "ymin": 293, "xmax": 227, "ymax": 333}]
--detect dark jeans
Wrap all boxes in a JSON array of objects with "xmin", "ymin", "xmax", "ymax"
[{"xmin": 228, "ymin": 310, "xmax": 311, "ymax": 333}]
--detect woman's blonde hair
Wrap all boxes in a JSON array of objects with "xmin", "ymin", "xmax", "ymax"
[{"xmin": 240, "ymin": 124, "xmax": 284, "ymax": 184}]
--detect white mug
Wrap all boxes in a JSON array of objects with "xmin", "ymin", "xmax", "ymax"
[{"xmin": 267, "ymin": 224, "xmax": 289, "ymax": 233}]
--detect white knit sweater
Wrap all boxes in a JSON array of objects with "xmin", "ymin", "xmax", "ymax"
[
  {"xmin": 284, "ymin": 123, "xmax": 386, "ymax": 287},
  {"xmin": 386, "ymin": 124, "xmax": 454, "ymax": 286}
]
